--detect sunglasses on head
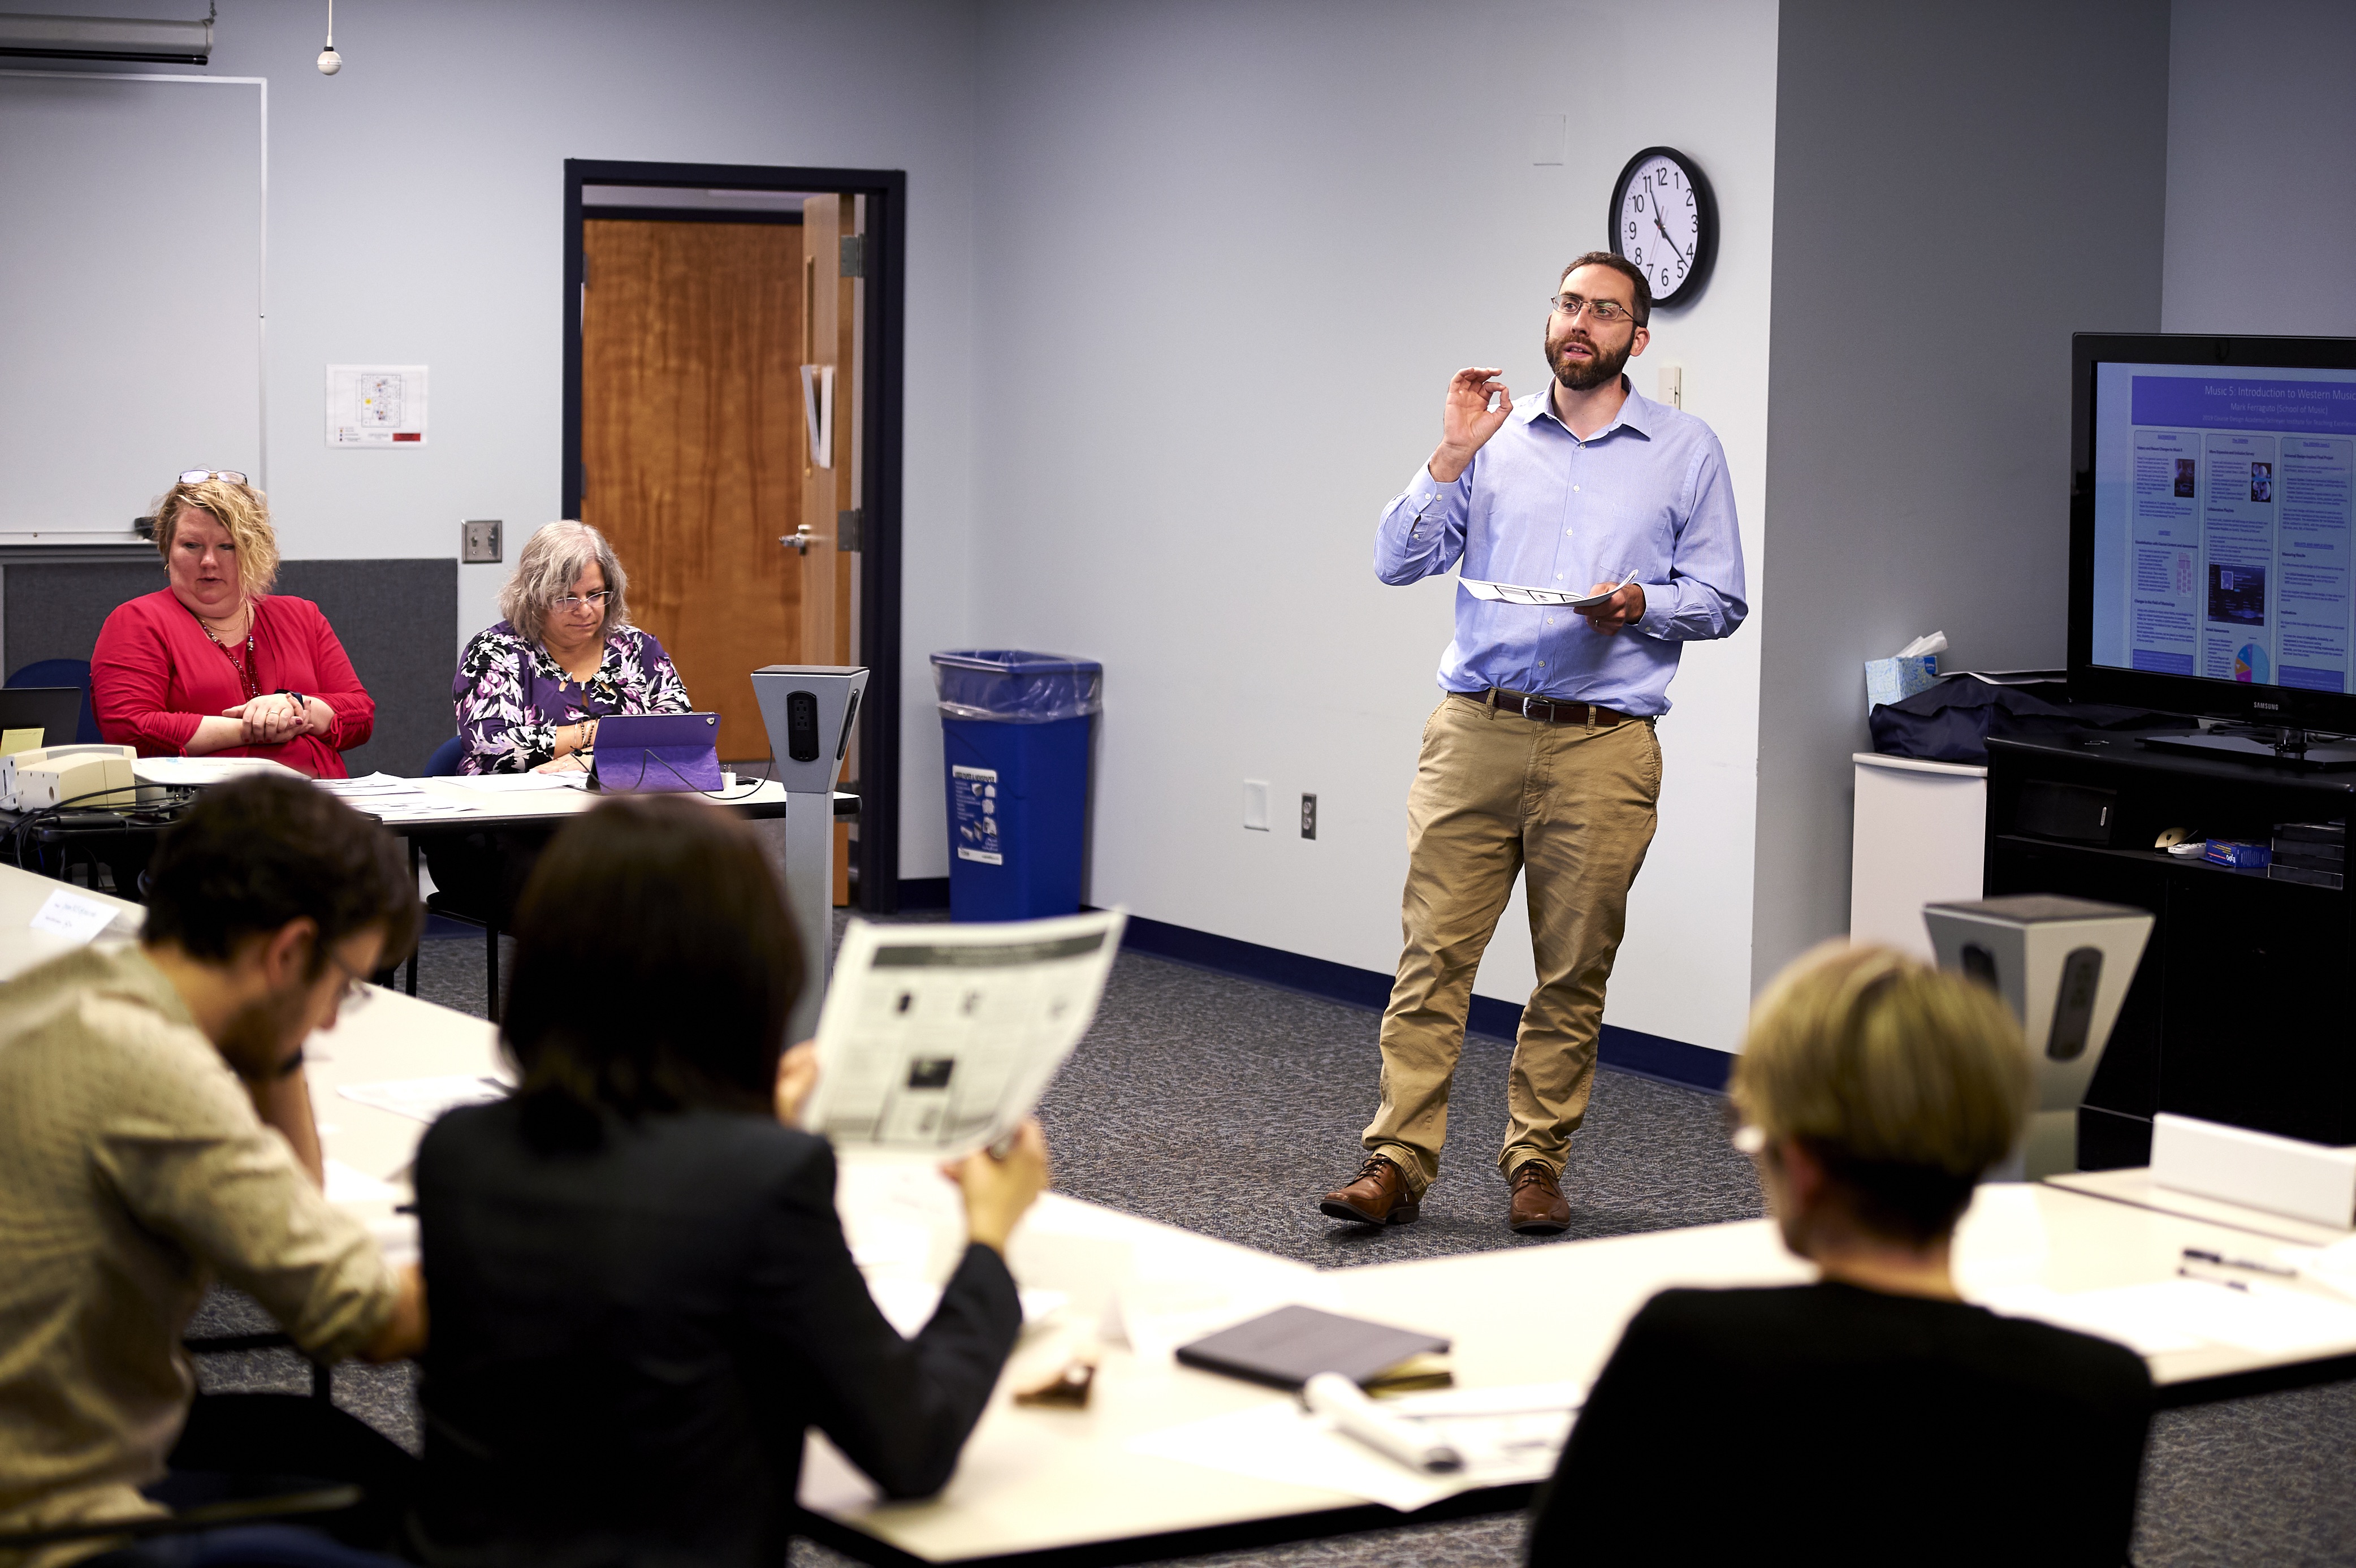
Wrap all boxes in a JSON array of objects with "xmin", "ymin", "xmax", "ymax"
[{"xmin": 178, "ymin": 469, "xmax": 250, "ymax": 486}]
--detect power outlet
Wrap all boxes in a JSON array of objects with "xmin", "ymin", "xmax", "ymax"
[
  {"xmin": 1300, "ymin": 793, "xmax": 1317, "ymax": 840},
  {"xmin": 462, "ymin": 519, "xmax": 503, "ymax": 564}
]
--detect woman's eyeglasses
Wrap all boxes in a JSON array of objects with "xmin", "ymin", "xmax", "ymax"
[
  {"xmin": 177, "ymin": 469, "xmax": 250, "ymax": 486},
  {"xmin": 550, "ymin": 591, "xmax": 613, "ymax": 611}
]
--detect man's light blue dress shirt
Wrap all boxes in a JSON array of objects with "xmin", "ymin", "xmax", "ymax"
[{"xmin": 1374, "ymin": 382, "xmax": 1748, "ymax": 716}]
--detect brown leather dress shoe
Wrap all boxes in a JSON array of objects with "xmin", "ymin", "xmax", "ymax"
[
  {"xmin": 1508, "ymin": 1161, "xmax": 1571, "ymax": 1234},
  {"xmin": 1319, "ymin": 1154, "xmax": 1420, "ymax": 1225}
]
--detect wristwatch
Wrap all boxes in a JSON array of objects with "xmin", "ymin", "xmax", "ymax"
[{"xmin": 278, "ymin": 689, "xmax": 310, "ymax": 729}]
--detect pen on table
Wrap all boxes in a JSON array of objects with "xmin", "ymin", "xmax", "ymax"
[
  {"xmin": 2177, "ymin": 1263, "xmax": 2250, "ymax": 1293},
  {"xmin": 2182, "ymin": 1247, "xmax": 2296, "ymax": 1278}
]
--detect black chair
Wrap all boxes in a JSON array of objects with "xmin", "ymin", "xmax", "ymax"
[{"xmin": 405, "ymin": 736, "xmax": 507, "ymax": 1022}]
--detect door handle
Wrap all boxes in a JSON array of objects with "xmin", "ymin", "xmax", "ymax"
[{"xmin": 779, "ymin": 525, "xmax": 819, "ymax": 555}]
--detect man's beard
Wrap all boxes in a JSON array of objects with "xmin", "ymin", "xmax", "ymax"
[
  {"xmin": 1545, "ymin": 326, "xmax": 1633, "ymax": 392},
  {"xmin": 218, "ymin": 988, "xmax": 309, "ymax": 1081}
]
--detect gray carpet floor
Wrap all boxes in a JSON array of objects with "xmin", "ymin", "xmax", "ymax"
[{"xmin": 186, "ymin": 920, "xmax": 2356, "ymax": 1567}]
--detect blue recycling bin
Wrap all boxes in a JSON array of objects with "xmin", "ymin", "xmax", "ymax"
[{"xmin": 933, "ymin": 650, "xmax": 1101, "ymax": 921}]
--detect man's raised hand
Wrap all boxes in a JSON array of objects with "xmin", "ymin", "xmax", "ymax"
[{"xmin": 1430, "ymin": 367, "xmax": 1514, "ymax": 483}]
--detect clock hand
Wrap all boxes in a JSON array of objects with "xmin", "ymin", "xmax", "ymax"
[{"xmin": 1650, "ymin": 213, "xmax": 1686, "ymax": 264}]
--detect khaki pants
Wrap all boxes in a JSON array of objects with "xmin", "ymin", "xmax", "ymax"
[{"xmin": 1363, "ymin": 694, "xmax": 1661, "ymax": 1196}]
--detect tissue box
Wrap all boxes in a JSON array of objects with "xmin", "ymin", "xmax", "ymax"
[{"xmin": 1865, "ymin": 654, "xmax": 1939, "ymax": 710}]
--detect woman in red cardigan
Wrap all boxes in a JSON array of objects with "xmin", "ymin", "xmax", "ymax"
[{"xmin": 91, "ymin": 472, "xmax": 374, "ymax": 779}]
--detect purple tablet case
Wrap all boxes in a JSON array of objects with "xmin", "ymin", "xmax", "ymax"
[{"xmin": 590, "ymin": 712, "xmax": 723, "ymax": 793}]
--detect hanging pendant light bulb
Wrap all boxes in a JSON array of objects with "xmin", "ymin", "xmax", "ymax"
[{"xmin": 317, "ymin": 0, "xmax": 341, "ymax": 73}]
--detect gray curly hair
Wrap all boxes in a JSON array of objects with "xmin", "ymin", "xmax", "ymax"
[{"xmin": 499, "ymin": 520, "xmax": 631, "ymax": 644}]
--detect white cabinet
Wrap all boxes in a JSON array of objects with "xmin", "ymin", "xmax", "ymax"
[{"xmin": 1849, "ymin": 752, "xmax": 1986, "ymax": 960}]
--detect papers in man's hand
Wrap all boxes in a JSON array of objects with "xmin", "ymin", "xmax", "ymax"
[
  {"xmin": 1460, "ymin": 573, "xmax": 1634, "ymax": 610},
  {"xmin": 338, "ymin": 1074, "xmax": 511, "ymax": 1124},
  {"xmin": 1123, "ymin": 1380, "xmax": 1581, "ymax": 1513},
  {"xmin": 801, "ymin": 910, "xmax": 1125, "ymax": 1156}
]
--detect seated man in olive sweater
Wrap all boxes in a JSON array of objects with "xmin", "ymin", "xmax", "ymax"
[{"xmin": 0, "ymin": 777, "xmax": 427, "ymax": 1562}]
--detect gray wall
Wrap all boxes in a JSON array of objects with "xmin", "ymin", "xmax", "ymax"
[
  {"xmin": 5, "ymin": 559, "xmax": 456, "ymax": 777},
  {"xmin": 2163, "ymin": 0, "xmax": 2356, "ymax": 335},
  {"xmin": 1752, "ymin": 0, "xmax": 2172, "ymax": 992}
]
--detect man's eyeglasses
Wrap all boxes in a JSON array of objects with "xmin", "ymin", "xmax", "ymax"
[
  {"xmin": 326, "ymin": 952, "xmax": 375, "ymax": 1010},
  {"xmin": 550, "ymin": 590, "xmax": 613, "ymax": 611},
  {"xmin": 178, "ymin": 469, "xmax": 250, "ymax": 486},
  {"xmin": 1547, "ymin": 294, "xmax": 1637, "ymax": 325}
]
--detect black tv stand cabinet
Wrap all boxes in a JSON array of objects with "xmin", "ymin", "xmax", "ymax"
[{"xmin": 1985, "ymin": 731, "xmax": 2356, "ymax": 1167}]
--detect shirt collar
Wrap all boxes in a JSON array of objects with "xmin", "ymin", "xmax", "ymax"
[{"xmin": 1516, "ymin": 375, "xmax": 1660, "ymax": 441}]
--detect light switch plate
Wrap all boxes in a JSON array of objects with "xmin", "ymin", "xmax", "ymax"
[
  {"xmin": 462, "ymin": 519, "xmax": 502, "ymax": 564},
  {"xmin": 1243, "ymin": 779, "xmax": 1270, "ymax": 831}
]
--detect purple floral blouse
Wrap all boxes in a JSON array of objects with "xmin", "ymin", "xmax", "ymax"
[{"xmin": 452, "ymin": 620, "xmax": 692, "ymax": 774}]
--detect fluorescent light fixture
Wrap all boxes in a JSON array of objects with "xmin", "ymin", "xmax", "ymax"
[{"xmin": 0, "ymin": 9, "xmax": 214, "ymax": 64}]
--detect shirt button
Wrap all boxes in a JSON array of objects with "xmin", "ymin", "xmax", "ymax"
[
  {"xmin": 1565, "ymin": 529, "xmax": 1573, "ymax": 536},
  {"xmin": 1573, "ymin": 485, "xmax": 1581, "ymax": 493}
]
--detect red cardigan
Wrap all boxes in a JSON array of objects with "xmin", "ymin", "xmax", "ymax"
[{"xmin": 91, "ymin": 590, "xmax": 374, "ymax": 779}]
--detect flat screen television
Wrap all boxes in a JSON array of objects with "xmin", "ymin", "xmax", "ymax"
[{"xmin": 2070, "ymin": 332, "xmax": 2356, "ymax": 764}]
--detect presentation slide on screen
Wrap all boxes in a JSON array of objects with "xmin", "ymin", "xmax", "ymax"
[{"xmin": 2090, "ymin": 364, "xmax": 2356, "ymax": 694}]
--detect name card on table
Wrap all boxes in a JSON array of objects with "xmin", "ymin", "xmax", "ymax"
[{"xmin": 30, "ymin": 888, "xmax": 121, "ymax": 945}]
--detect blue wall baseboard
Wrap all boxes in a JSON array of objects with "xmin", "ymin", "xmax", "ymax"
[
  {"xmin": 887, "ymin": 887, "xmax": 1731, "ymax": 1094},
  {"xmin": 1113, "ymin": 910, "xmax": 1731, "ymax": 1095}
]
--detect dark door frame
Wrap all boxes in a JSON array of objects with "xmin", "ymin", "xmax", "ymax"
[{"xmin": 563, "ymin": 157, "xmax": 908, "ymax": 914}]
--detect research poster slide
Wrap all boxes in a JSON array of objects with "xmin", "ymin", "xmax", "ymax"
[{"xmin": 2092, "ymin": 366, "xmax": 2356, "ymax": 694}]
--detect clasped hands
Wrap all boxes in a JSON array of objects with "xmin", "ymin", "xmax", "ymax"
[{"xmin": 222, "ymin": 693, "xmax": 326, "ymax": 745}]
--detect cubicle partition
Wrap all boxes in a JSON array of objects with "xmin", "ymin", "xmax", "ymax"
[{"xmin": 2, "ymin": 555, "xmax": 458, "ymax": 778}]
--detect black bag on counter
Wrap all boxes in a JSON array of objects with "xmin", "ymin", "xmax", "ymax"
[{"xmin": 1867, "ymin": 677, "xmax": 2169, "ymax": 764}]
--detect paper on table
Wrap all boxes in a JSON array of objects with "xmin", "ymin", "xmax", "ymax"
[
  {"xmin": 1123, "ymin": 1382, "xmax": 1579, "ymax": 1513},
  {"xmin": 29, "ymin": 887, "xmax": 130, "ymax": 944},
  {"xmin": 440, "ymin": 772, "xmax": 586, "ymax": 792},
  {"xmin": 799, "ymin": 910, "xmax": 1126, "ymax": 1157},
  {"xmin": 861, "ymin": 1276, "xmax": 1070, "ymax": 1339},
  {"xmin": 1460, "ymin": 574, "xmax": 1635, "ymax": 610},
  {"xmin": 314, "ymin": 772, "xmax": 428, "ymax": 797},
  {"xmin": 323, "ymin": 1158, "xmax": 406, "ymax": 1204},
  {"xmin": 132, "ymin": 757, "xmax": 305, "ymax": 787},
  {"xmin": 1979, "ymin": 1278, "xmax": 2356, "ymax": 1356},
  {"xmin": 338, "ymin": 1074, "xmax": 510, "ymax": 1124}
]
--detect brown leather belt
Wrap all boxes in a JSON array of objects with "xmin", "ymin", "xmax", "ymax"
[{"xmin": 1452, "ymin": 689, "xmax": 1635, "ymax": 727}]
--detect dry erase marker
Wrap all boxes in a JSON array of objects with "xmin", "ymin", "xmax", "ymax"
[
  {"xmin": 2177, "ymin": 1264, "xmax": 2250, "ymax": 1293},
  {"xmin": 1303, "ymin": 1372, "xmax": 1463, "ymax": 1474}
]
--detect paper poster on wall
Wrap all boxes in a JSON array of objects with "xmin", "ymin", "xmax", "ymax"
[{"xmin": 326, "ymin": 364, "xmax": 428, "ymax": 447}]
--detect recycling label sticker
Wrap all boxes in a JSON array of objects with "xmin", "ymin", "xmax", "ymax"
[{"xmin": 952, "ymin": 764, "xmax": 1004, "ymax": 865}]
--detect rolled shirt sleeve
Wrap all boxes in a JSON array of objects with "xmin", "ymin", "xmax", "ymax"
[{"xmin": 1374, "ymin": 465, "xmax": 1472, "ymax": 586}]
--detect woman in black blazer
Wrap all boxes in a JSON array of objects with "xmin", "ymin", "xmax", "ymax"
[
  {"xmin": 1528, "ymin": 945, "xmax": 2152, "ymax": 1568},
  {"xmin": 408, "ymin": 795, "xmax": 1049, "ymax": 1568}
]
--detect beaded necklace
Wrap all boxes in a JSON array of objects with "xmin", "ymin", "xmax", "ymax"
[{"xmin": 192, "ymin": 599, "xmax": 260, "ymax": 703}]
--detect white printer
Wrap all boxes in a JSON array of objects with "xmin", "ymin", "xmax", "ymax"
[{"xmin": 1, "ymin": 744, "xmax": 138, "ymax": 811}]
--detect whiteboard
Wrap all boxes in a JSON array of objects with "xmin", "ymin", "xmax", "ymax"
[{"xmin": 0, "ymin": 72, "xmax": 263, "ymax": 537}]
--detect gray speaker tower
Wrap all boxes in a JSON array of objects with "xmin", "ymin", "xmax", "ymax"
[
  {"xmin": 751, "ymin": 665, "xmax": 870, "ymax": 1041},
  {"xmin": 1921, "ymin": 894, "xmax": 2154, "ymax": 1181}
]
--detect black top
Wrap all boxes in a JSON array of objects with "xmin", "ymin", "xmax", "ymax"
[
  {"xmin": 409, "ymin": 1100, "xmax": 1023, "ymax": 1568},
  {"xmin": 1529, "ymin": 1282, "xmax": 2152, "ymax": 1568}
]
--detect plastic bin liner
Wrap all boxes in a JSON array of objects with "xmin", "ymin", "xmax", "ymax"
[{"xmin": 931, "ymin": 650, "xmax": 1103, "ymax": 724}]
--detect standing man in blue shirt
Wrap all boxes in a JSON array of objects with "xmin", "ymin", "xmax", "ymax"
[{"xmin": 1320, "ymin": 251, "xmax": 1748, "ymax": 1236}]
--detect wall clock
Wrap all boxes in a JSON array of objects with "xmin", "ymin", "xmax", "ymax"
[{"xmin": 1608, "ymin": 146, "xmax": 1717, "ymax": 309}]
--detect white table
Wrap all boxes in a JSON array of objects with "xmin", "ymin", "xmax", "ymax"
[{"xmin": 7, "ymin": 866, "xmax": 2352, "ymax": 1568}]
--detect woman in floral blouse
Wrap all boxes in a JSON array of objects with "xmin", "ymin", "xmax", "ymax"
[
  {"xmin": 426, "ymin": 521, "xmax": 693, "ymax": 925},
  {"xmin": 452, "ymin": 520, "xmax": 691, "ymax": 775}
]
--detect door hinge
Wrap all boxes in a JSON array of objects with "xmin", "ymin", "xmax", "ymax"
[
  {"xmin": 838, "ymin": 235, "xmax": 865, "ymax": 278},
  {"xmin": 837, "ymin": 508, "xmax": 863, "ymax": 552}
]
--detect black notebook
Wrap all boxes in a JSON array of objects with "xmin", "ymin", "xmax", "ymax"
[{"xmin": 1174, "ymin": 1304, "xmax": 1450, "ymax": 1391}]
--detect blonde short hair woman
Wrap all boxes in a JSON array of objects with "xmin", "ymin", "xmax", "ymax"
[
  {"xmin": 1527, "ymin": 944, "xmax": 2153, "ymax": 1568},
  {"xmin": 452, "ymin": 521, "xmax": 689, "ymax": 776},
  {"xmin": 90, "ymin": 471, "xmax": 374, "ymax": 777}
]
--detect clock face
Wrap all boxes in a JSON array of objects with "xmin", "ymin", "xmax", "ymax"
[{"xmin": 1610, "ymin": 148, "xmax": 1715, "ymax": 308}]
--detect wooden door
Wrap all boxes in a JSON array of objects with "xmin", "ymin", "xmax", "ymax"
[{"xmin": 580, "ymin": 218, "xmax": 807, "ymax": 761}]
